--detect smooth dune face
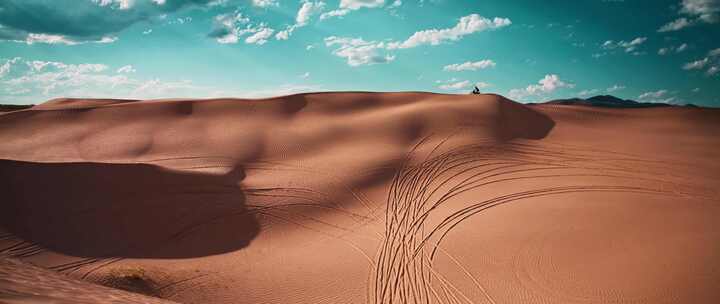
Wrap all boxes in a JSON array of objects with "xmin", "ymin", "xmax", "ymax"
[{"xmin": 1, "ymin": 93, "xmax": 719, "ymax": 304}]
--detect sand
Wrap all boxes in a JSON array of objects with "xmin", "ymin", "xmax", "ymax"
[{"xmin": 1, "ymin": 92, "xmax": 719, "ymax": 303}]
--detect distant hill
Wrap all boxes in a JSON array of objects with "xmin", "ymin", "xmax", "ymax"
[
  {"xmin": 533, "ymin": 95, "xmax": 684, "ymax": 108},
  {"xmin": 0, "ymin": 104, "xmax": 33, "ymax": 112}
]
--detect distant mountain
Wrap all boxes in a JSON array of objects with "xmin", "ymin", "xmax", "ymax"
[{"xmin": 537, "ymin": 95, "xmax": 678, "ymax": 108}]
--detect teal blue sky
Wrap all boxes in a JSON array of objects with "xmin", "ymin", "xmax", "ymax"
[{"xmin": 1, "ymin": 0, "xmax": 719, "ymax": 105}]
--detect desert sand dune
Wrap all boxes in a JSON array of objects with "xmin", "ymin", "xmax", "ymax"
[
  {"xmin": 1, "ymin": 92, "xmax": 719, "ymax": 303},
  {"xmin": 0, "ymin": 256, "xmax": 178, "ymax": 303}
]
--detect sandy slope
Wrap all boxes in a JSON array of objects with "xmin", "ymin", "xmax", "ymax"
[
  {"xmin": 0, "ymin": 256, "xmax": 178, "ymax": 304},
  {"xmin": 1, "ymin": 92, "xmax": 718, "ymax": 304}
]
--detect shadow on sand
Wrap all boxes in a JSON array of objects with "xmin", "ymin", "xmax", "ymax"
[
  {"xmin": 495, "ymin": 96, "xmax": 556, "ymax": 141},
  {"xmin": 0, "ymin": 160, "xmax": 260, "ymax": 259}
]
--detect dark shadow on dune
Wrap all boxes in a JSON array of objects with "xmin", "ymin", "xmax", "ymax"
[
  {"xmin": 0, "ymin": 160, "xmax": 260, "ymax": 259},
  {"xmin": 174, "ymin": 100, "xmax": 195, "ymax": 115},
  {"xmin": 278, "ymin": 94, "xmax": 309, "ymax": 114},
  {"xmin": 0, "ymin": 104, "xmax": 34, "ymax": 113},
  {"xmin": 496, "ymin": 97, "xmax": 555, "ymax": 141}
]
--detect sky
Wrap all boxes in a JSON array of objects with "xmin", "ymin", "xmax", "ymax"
[{"xmin": 0, "ymin": 0, "xmax": 719, "ymax": 106}]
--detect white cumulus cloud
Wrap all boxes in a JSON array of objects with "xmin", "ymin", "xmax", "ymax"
[
  {"xmin": 388, "ymin": 14, "xmax": 511, "ymax": 49},
  {"xmin": 0, "ymin": 57, "xmax": 216, "ymax": 103},
  {"xmin": 92, "ymin": 0, "xmax": 133, "ymax": 10},
  {"xmin": 324, "ymin": 36, "xmax": 395, "ymax": 66},
  {"xmin": 606, "ymin": 84, "xmax": 626, "ymax": 92},
  {"xmin": 638, "ymin": 90, "xmax": 668, "ymax": 99},
  {"xmin": 276, "ymin": 1, "xmax": 325, "ymax": 40},
  {"xmin": 341, "ymin": 0, "xmax": 385, "ymax": 10},
  {"xmin": 210, "ymin": 11, "xmax": 278, "ymax": 45},
  {"xmin": 657, "ymin": 0, "xmax": 719, "ymax": 32},
  {"xmin": 682, "ymin": 49, "xmax": 720, "ymax": 76},
  {"xmin": 637, "ymin": 89, "xmax": 680, "ymax": 104},
  {"xmin": 683, "ymin": 58, "xmax": 709, "ymax": 70},
  {"xmin": 707, "ymin": 66, "xmax": 719, "ymax": 75},
  {"xmin": 297, "ymin": 1, "xmax": 326, "ymax": 26},
  {"xmin": 11, "ymin": 33, "xmax": 118, "ymax": 45},
  {"xmin": 245, "ymin": 27, "xmax": 274, "ymax": 45},
  {"xmin": 323, "ymin": 14, "xmax": 510, "ymax": 66},
  {"xmin": 0, "ymin": 57, "xmax": 21, "ymax": 78},
  {"xmin": 708, "ymin": 47, "xmax": 720, "ymax": 56},
  {"xmin": 443, "ymin": 60, "xmax": 496, "ymax": 71},
  {"xmin": 320, "ymin": 9, "xmax": 351, "ymax": 19},
  {"xmin": 602, "ymin": 37, "xmax": 647, "ymax": 53},
  {"xmin": 680, "ymin": 0, "xmax": 720, "ymax": 22},
  {"xmin": 211, "ymin": 11, "xmax": 251, "ymax": 44},
  {"xmin": 321, "ymin": 0, "xmax": 384, "ymax": 19},
  {"xmin": 252, "ymin": 0, "xmax": 278, "ymax": 7},
  {"xmin": 658, "ymin": 17, "xmax": 692, "ymax": 32},
  {"xmin": 116, "ymin": 65, "xmax": 136, "ymax": 73},
  {"xmin": 659, "ymin": 43, "xmax": 689, "ymax": 55},
  {"xmin": 508, "ymin": 74, "xmax": 574, "ymax": 100}
]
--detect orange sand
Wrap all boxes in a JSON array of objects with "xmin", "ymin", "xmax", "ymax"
[{"xmin": 1, "ymin": 92, "xmax": 719, "ymax": 303}]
